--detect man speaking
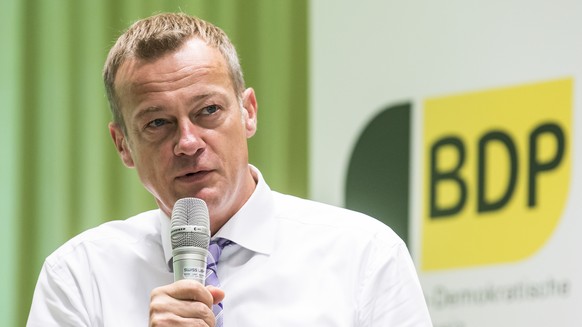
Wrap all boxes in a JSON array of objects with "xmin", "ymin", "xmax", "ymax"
[{"xmin": 27, "ymin": 12, "xmax": 432, "ymax": 326}]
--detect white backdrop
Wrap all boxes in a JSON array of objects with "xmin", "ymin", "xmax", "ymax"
[{"xmin": 310, "ymin": 1, "xmax": 582, "ymax": 326}]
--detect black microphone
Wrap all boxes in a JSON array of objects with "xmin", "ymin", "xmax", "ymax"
[{"xmin": 170, "ymin": 197, "xmax": 211, "ymax": 283}]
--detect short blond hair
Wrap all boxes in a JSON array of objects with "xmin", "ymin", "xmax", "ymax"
[{"xmin": 103, "ymin": 13, "xmax": 245, "ymax": 133}]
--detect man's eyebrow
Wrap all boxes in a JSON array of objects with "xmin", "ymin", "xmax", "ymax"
[
  {"xmin": 133, "ymin": 106, "xmax": 164, "ymax": 121},
  {"xmin": 132, "ymin": 92, "xmax": 228, "ymax": 120}
]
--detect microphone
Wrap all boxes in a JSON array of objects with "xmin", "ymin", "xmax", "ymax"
[{"xmin": 170, "ymin": 197, "xmax": 211, "ymax": 283}]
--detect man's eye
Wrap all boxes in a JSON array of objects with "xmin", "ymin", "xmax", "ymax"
[
  {"xmin": 146, "ymin": 118, "xmax": 168, "ymax": 128},
  {"xmin": 201, "ymin": 105, "xmax": 220, "ymax": 115}
]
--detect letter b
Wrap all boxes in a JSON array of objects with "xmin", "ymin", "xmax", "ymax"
[{"xmin": 430, "ymin": 136, "xmax": 467, "ymax": 218}]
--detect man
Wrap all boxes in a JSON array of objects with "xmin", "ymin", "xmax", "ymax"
[{"xmin": 28, "ymin": 13, "xmax": 432, "ymax": 326}]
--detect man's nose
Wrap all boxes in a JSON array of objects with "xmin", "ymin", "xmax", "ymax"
[{"xmin": 174, "ymin": 120, "xmax": 205, "ymax": 156}]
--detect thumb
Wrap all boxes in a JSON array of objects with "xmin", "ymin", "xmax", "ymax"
[{"xmin": 207, "ymin": 285, "xmax": 225, "ymax": 305}]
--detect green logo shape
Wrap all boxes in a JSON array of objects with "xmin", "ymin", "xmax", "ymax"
[{"xmin": 345, "ymin": 103, "xmax": 411, "ymax": 244}]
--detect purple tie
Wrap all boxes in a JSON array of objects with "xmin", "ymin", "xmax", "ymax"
[{"xmin": 206, "ymin": 238, "xmax": 233, "ymax": 326}]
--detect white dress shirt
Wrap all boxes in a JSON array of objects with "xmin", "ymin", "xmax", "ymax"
[{"xmin": 28, "ymin": 167, "xmax": 432, "ymax": 326}]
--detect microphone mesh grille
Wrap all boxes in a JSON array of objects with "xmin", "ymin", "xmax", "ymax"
[{"xmin": 170, "ymin": 197, "xmax": 210, "ymax": 249}]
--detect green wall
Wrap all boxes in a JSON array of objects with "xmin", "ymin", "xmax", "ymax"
[{"xmin": 0, "ymin": 1, "xmax": 308, "ymax": 325}]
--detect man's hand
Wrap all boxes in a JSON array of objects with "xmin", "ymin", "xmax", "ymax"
[{"xmin": 149, "ymin": 279, "xmax": 226, "ymax": 326}]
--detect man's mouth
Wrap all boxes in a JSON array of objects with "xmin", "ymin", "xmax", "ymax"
[{"xmin": 177, "ymin": 170, "xmax": 211, "ymax": 181}]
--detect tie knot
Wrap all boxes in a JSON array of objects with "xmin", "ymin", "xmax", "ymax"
[{"xmin": 208, "ymin": 238, "xmax": 234, "ymax": 265}]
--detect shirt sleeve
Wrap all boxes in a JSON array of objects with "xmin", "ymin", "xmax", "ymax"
[
  {"xmin": 27, "ymin": 261, "xmax": 91, "ymax": 327},
  {"xmin": 356, "ymin": 230, "xmax": 433, "ymax": 327}
]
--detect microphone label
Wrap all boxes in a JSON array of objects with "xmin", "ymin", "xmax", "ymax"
[
  {"xmin": 182, "ymin": 267, "xmax": 205, "ymax": 280},
  {"xmin": 171, "ymin": 225, "xmax": 209, "ymax": 234}
]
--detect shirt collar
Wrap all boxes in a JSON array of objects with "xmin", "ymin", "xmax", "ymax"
[
  {"xmin": 160, "ymin": 210, "xmax": 173, "ymax": 269},
  {"xmin": 213, "ymin": 165, "xmax": 276, "ymax": 256},
  {"xmin": 160, "ymin": 165, "xmax": 276, "ymax": 270}
]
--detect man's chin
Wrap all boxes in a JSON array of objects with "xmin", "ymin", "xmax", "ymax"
[{"xmin": 181, "ymin": 189, "xmax": 218, "ymax": 206}]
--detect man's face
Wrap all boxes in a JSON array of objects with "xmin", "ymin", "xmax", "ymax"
[{"xmin": 109, "ymin": 37, "xmax": 258, "ymax": 233}]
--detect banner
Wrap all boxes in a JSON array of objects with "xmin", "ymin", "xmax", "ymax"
[{"xmin": 310, "ymin": 1, "xmax": 582, "ymax": 326}]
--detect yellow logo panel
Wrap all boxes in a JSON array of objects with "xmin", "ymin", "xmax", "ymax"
[{"xmin": 422, "ymin": 78, "xmax": 572, "ymax": 270}]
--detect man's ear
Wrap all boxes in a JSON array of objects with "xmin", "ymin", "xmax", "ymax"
[
  {"xmin": 109, "ymin": 122, "xmax": 135, "ymax": 168},
  {"xmin": 241, "ymin": 88, "xmax": 258, "ymax": 138}
]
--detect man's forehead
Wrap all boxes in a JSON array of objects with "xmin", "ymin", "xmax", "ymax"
[
  {"xmin": 114, "ymin": 39, "xmax": 230, "ymax": 95},
  {"xmin": 117, "ymin": 39, "xmax": 223, "ymax": 80}
]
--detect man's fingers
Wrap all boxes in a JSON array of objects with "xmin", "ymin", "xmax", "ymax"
[
  {"xmin": 207, "ymin": 285, "xmax": 225, "ymax": 305},
  {"xmin": 158, "ymin": 279, "xmax": 214, "ymax": 307},
  {"xmin": 150, "ymin": 290, "xmax": 213, "ymax": 317},
  {"xmin": 149, "ymin": 280, "xmax": 221, "ymax": 327}
]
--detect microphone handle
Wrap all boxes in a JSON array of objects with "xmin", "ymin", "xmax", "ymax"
[{"xmin": 173, "ymin": 247, "xmax": 207, "ymax": 283}]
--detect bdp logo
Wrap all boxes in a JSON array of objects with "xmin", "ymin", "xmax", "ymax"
[{"xmin": 345, "ymin": 78, "xmax": 572, "ymax": 271}]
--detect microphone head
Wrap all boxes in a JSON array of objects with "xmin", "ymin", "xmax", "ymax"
[{"xmin": 170, "ymin": 197, "xmax": 210, "ymax": 250}]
